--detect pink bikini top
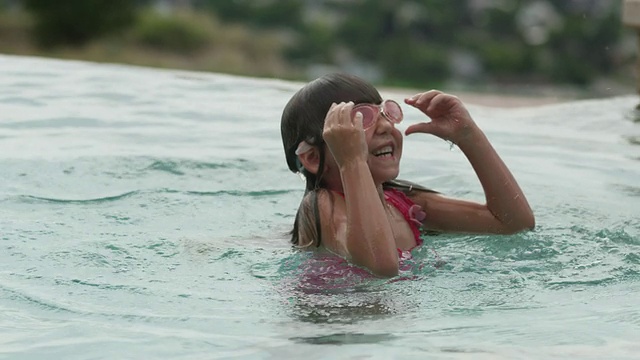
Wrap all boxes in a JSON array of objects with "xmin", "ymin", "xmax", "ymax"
[{"xmin": 383, "ymin": 188, "xmax": 426, "ymax": 259}]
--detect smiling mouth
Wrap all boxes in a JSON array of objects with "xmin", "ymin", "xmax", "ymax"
[{"xmin": 372, "ymin": 145, "xmax": 393, "ymax": 158}]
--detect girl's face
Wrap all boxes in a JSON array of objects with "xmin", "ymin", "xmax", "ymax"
[
  {"xmin": 322, "ymin": 106, "xmax": 403, "ymax": 189},
  {"xmin": 364, "ymin": 108, "xmax": 404, "ymax": 183}
]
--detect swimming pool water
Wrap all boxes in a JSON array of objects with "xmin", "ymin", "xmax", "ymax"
[{"xmin": 0, "ymin": 55, "xmax": 639, "ymax": 359}]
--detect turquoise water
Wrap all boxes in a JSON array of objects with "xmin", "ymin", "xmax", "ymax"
[{"xmin": 0, "ymin": 54, "xmax": 639, "ymax": 359}]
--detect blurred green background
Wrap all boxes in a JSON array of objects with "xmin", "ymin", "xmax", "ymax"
[{"xmin": 0, "ymin": 0, "xmax": 635, "ymax": 96}]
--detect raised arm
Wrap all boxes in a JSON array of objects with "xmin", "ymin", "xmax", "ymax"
[
  {"xmin": 317, "ymin": 102, "xmax": 399, "ymax": 276},
  {"xmin": 404, "ymin": 91, "xmax": 535, "ymax": 234}
]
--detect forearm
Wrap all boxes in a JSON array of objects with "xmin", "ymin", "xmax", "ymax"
[
  {"xmin": 457, "ymin": 127, "xmax": 535, "ymax": 231},
  {"xmin": 340, "ymin": 161, "xmax": 399, "ymax": 276}
]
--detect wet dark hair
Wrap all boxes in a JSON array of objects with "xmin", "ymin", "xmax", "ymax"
[
  {"xmin": 281, "ymin": 73, "xmax": 382, "ymax": 174},
  {"xmin": 281, "ymin": 73, "xmax": 382, "ymax": 246}
]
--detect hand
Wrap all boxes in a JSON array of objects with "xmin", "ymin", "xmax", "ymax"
[
  {"xmin": 404, "ymin": 90, "xmax": 478, "ymax": 145},
  {"xmin": 322, "ymin": 102, "xmax": 368, "ymax": 167}
]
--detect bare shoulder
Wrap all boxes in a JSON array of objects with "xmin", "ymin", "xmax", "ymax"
[
  {"xmin": 295, "ymin": 189, "xmax": 348, "ymax": 255},
  {"xmin": 316, "ymin": 189, "xmax": 349, "ymax": 257}
]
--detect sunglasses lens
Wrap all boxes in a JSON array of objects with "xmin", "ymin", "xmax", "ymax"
[
  {"xmin": 384, "ymin": 101, "xmax": 403, "ymax": 123},
  {"xmin": 352, "ymin": 106, "xmax": 377, "ymax": 128}
]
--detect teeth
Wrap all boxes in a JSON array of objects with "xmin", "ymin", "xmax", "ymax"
[{"xmin": 373, "ymin": 146, "xmax": 393, "ymax": 156}]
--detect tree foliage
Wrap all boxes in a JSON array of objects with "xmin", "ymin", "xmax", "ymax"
[
  {"xmin": 204, "ymin": 0, "xmax": 625, "ymax": 87},
  {"xmin": 23, "ymin": 0, "xmax": 136, "ymax": 47},
  {"xmin": 19, "ymin": 0, "xmax": 628, "ymax": 87}
]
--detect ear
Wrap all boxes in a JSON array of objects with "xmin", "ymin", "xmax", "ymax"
[{"xmin": 297, "ymin": 146, "xmax": 322, "ymax": 175}]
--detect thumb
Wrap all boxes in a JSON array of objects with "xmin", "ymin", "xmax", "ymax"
[{"xmin": 405, "ymin": 122, "xmax": 437, "ymax": 136}]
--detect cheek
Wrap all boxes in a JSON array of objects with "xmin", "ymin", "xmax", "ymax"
[
  {"xmin": 393, "ymin": 129, "xmax": 403, "ymax": 154},
  {"xmin": 365, "ymin": 131, "xmax": 374, "ymax": 145}
]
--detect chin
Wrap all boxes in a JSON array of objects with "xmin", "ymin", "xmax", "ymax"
[
  {"xmin": 372, "ymin": 168, "xmax": 400, "ymax": 184},
  {"xmin": 368, "ymin": 153, "xmax": 401, "ymax": 183}
]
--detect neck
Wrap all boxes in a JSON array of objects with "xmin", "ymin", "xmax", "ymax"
[{"xmin": 324, "ymin": 177, "xmax": 385, "ymax": 197}]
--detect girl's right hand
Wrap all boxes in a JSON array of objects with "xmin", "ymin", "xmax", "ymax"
[{"xmin": 322, "ymin": 102, "xmax": 368, "ymax": 167}]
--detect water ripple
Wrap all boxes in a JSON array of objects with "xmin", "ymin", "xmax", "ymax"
[
  {"xmin": 19, "ymin": 191, "xmax": 139, "ymax": 204},
  {"xmin": 545, "ymin": 276, "xmax": 617, "ymax": 289},
  {"xmin": 612, "ymin": 184, "xmax": 640, "ymax": 197},
  {"xmin": 1, "ymin": 117, "xmax": 106, "ymax": 129},
  {"xmin": 185, "ymin": 189, "xmax": 294, "ymax": 197},
  {"xmin": 16, "ymin": 188, "xmax": 294, "ymax": 204},
  {"xmin": 0, "ymin": 282, "xmax": 78, "ymax": 314},
  {"xmin": 0, "ymin": 96, "xmax": 45, "ymax": 107},
  {"xmin": 290, "ymin": 332, "xmax": 396, "ymax": 345},
  {"xmin": 66, "ymin": 278, "xmax": 149, "ymax": 294},
  {"xmin": 145, "ymin": 159, "xmax": 255, "ymax": 175}
]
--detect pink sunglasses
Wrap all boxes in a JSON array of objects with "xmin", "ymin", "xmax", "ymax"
[{"xmin": 351, "ymin": 99, "xmax": 403, "ymax": 129}]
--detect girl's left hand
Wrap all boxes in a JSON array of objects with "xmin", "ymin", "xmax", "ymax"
[{"xmin": 404, "ymin": 90, "xmax": 478, "ymax": 144}]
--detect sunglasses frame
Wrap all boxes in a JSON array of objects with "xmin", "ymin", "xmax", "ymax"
[{"xmin": 351, "ymin": 99, "xmax": 403, "ymax": 129}]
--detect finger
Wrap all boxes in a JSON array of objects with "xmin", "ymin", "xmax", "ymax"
[
  {"xmin": 338, "ymin": 102, "xmax": 351, "ymax": 126},
  {"xmin": 404, "ymin": 122, "xmax": 438, "ymax": 136},
  {"xmin": 326, "ymin": 102, "xmax": 337, "ymax": 116},
  {"xmin": 425, "ymin": 93, "xmax": 447, "ymax": 116},
  {"xmin": 416, "ymin": 90, "xmax": 443, "ymax": 108},
  {"xmin": 353, "ymin": 111, "xmax": 364, "ymax": 131},
  {"xmin": 404, "ymin": 93, "xmax": 422, "ymax": 104},
  {"xmin": 324, "ymin": 103, "xmax": 339, "ymax": 129},
  {"xmin": 405, "ymin": 90, "xmax": 442, "ymax": 107},
  {"xmin": 327, "ymin": 102, "xmax": 338, "ymax": 118},
  {"xmin": 332, "ymin": 102, "xmax": 345, "ymax": 126},
  {"xmin": 427, "ymin": 93, "xmax": 458, "ymax": 113},
  {"xmin": 345, "ymin": 102, "xmax": 355, "ymax": 125},
  {"xmin": 341, "ymin": 101, "xmax": 355, "ymax": 126},
  {"xmin": 328, "ymin": 102, "xmax": 346, "ymax": 126}
]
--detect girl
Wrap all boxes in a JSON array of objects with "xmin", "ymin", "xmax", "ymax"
[{"xmin": 281, "ymin": 73, "xmax": 534, "ymax": 277}]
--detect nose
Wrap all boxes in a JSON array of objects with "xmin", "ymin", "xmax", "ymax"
[{"xmin": 372, "ymin": 112, "xmax": 394, "ymax": 134}]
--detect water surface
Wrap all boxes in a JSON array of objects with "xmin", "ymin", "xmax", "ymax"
[{"xmin": 0, "ymin": 55, "xmax": 639, "ymax": 359}]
